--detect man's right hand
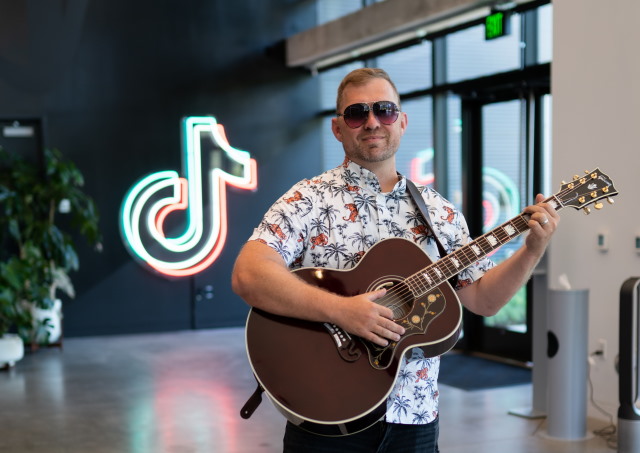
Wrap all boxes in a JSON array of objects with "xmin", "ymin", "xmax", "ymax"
[{"xmin": 330, "ymin": 289, "xmax": 406, "ymax": 347}]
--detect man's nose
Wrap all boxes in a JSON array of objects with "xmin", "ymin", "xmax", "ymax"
[{"xmin": 363, "ymin": 108, "xmax": 380, "ymax": 128}]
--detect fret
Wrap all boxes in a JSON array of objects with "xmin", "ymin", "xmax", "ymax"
[
  {"xmin": 548, "ymin": 195, "xmax": 561, "ymax": 210},
  {"xmin": 452, "ymin": 250, "xmax": 472, "ymax": 269},
  {"xmin": 513, "ymin": 214, "xmax": 529, "ymax": 231},
  {"xmin": 427, "ymin": 268, "xmax": 439, "ymax": 283},
  {"xmin": 458, "ymin": 247, "xmax": 477, "ymax": 268},
  {"xmin": 409, "ymin": 273, "xmax": 421, "ymax": 291},
  {"xmin": 407, "ymin": 276, "xmax": 424, "ymax": 296},
  {"xmin": 414, "ymin": 274, "xmax": 428, "ymax": 293},
  {"xmin": 477, "ymin": 237, "xmax": 493, "ymax": 254},
  {"xmin": 485, "ymin": 234, "xmax": 499, "ymax": 247},
  {"xmin": 438, "ymin": 258, "xmax": 457, "ymax": 276},
  {"xmin": 503, "ymin": 223, "xmax": 517, "ymax": 237},
  {"xmin": 410, "ymin": 214, "xmax": 533, "ymax": 298},
  {"xmin": 495, "ymin": 225, "xmax": 511, "ymax": 242},
  {"xmin": 491, "ymin": 230, "xmax": 506, "ymax": 244}
]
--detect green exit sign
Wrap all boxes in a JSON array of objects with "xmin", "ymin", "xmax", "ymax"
[{"xmin": 485, "ymin": 11, "xmax": 511, "ymax": 40}]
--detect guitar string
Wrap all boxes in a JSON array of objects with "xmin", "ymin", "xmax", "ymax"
[
  {"xmin": 382, "ymin": 175, "xmax": 608, "ymax": 313},
  {"xmin": 382, "ymin": 204, "xmax": 556, "ymax": 312},
  {"xmin": 364, "ymin": 173, "xmax": 608, "ymax": 316},
  {"xmin": 378, "ymin": 214, "xmax": 532, "ymax": 314},
  {"xmin": 376, "ymin": 181, "xmax": 599, "ymax": 314},
  {"xmin": 381, "ymin": 220, "xmax": 527, "ymax": 313},
  {"xmin": 381, "ymin": 223, "xmax": 518, "ymax": 310}
]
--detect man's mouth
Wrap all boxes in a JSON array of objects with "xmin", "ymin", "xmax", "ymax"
[{"xmin": 361, "ymin": 134, "xmax": 385, "ymax": 142}]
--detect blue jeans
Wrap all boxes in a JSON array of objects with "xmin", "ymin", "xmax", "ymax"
[{"xmin": 283, "ymin": 418, "xmax": 439, "ymax": 453}]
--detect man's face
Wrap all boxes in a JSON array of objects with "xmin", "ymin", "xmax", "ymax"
[{"xmin": 331, "ymin": 78, "xmax": 407, "ymax": 169}]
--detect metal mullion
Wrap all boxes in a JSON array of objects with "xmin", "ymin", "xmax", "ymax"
[{"xmin": 432, "ymin": 36, "xmax": 448, "ymax": 195}]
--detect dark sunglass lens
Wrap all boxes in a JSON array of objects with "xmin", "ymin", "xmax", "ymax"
[
  {"xmin": 343, "ymin": 103, "xmax": 369, "ymax": 128},
  {"xmin": 373, "ymin": 102, "xmax": 399, "ymax": 125}
]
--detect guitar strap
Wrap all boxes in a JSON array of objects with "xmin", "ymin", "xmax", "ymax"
[
  {"xmin": 240, "ymin": 381, "xmax": 264, "ymax": 419},
  {"xmin": 404, "ymin": 178, "xmax": 459, "ymax": 288}
]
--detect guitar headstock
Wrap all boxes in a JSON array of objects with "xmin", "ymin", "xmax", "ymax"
[{"xmin": 554, "ymin": 168, "xmax": 618, "ymax": 214}]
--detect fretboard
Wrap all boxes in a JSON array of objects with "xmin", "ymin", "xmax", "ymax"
[{"xmin": 405, "ymin": 195, "xmax": 562, "ymax": 297}]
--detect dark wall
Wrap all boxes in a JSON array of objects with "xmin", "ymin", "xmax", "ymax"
[{"xmin": 0, "ymin": 0, "xmax": 323, "ymax": 336}]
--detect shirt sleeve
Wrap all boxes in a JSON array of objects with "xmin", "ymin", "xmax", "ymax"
[{"xmin": 247, "ymin": 182, "xmax": 315, "ymax": 267}]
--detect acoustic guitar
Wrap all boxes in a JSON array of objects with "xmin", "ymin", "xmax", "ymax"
[{"xmin": 243, "ymin": 168, "xmax": 618, "ymax": 436}]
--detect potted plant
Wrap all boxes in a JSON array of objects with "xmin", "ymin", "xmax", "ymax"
[{"xmin": 0, "ymin": 147, "xmax": 101, "ymax": 362}]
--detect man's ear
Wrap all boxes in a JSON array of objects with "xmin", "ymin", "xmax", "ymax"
[
  {"xmin": 331, "ymin": 117, "xmax": 344, "ymax": 143},
  {"xmin": 399, "ymin": 112, "xmax": 408, "ymax": 136}
]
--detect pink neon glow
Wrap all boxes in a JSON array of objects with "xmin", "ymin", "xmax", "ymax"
[
  {"xmin": 409, "ymin": 157, "xmax": 434, "ymax": 186},
  {"xmin": 483, "ymin": 199, "xmax": 496, "ymax": 228},
  {"xmin": 155, "ymin": 377, "xmax": 238, "ymax": 452},
  {"xmin": 150, "ymin": 158, "xmax": 257, "ymax": 277}
]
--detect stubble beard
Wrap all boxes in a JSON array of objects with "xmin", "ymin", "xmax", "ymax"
[{"xmin": 345, "ymin": 134, "xmax": 400, "ymax": 165}]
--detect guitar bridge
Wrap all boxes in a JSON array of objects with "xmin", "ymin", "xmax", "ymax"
[{"xmin": 323, "ymin": 323, "xmax": 361, "ymax": 362}]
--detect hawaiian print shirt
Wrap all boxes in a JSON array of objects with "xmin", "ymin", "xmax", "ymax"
[{"xmin": 247, "ymin": 158, "xmax": 494, "ymax": 424}]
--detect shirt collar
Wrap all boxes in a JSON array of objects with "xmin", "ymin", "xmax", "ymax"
[{"xmin": 340, "ymin": 158, "xmax": 406, "ymax": 194}]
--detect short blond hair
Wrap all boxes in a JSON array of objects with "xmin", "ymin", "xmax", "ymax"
[{"xmin": 336, "ymin": 68, "xmax": 400, "ymax": 113}]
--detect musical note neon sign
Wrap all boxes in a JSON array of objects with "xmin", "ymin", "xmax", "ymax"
[
  {"xmin": 409, "ymin": 148, "xmax": 435, "ymax": 186},
  {"xmin": 120, "ymin": 116, "xmax": 257, "ymax": 277}
]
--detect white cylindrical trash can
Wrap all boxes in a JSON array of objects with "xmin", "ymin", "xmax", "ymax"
[{"xmin": 545, "ymin": 288, "xmax": 589, "ymax": 440}]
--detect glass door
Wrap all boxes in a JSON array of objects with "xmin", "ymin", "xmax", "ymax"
[
  {"xmin": 456, "ymin": 87, "xmax": 549, "ymax": 363},
  {"xmin": 478, "ymin": 98, "xmax": 531, "ymax": 361},
  {"xmin": 481, "ymin": 100, "xmax": 528, "ymax": 333}
]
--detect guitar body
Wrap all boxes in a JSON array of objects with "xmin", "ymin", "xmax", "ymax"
[{"xmin": 245, "ymin": 238, "xmax": 462, "ymax": 436}]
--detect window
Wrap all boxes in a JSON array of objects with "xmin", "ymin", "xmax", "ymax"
[
  {"xmin": 377, "ymin": 40, "xmax": 432, "ymax": 92},
  {"xmin": 319, "ymin": 62, "xmax": 364, "ymax": 111},
  {"xmin": 396, "ymin": 97, "xmax": 433, "ymax": 184},
  {"xmin": 446, "ymin": 13, "xmax": 521, "ymax": 83},
  {"xmin": 316, "ymin": 0, "xmax": 362, "ymax": 25},
  {"xmin": 537, "ymin": 4, "xmax": 552, "ymax": 63}
]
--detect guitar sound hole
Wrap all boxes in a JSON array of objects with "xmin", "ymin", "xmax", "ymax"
[{"xmin": 375, "ymin": 281, "xmax": 414, "ymax": 320}]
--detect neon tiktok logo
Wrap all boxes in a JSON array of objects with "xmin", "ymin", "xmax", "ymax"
[{"xmin": 121, "ymin": 116, "xmax": 257, "ymax": 277}]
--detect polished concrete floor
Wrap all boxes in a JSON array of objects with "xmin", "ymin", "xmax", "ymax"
[{"xmin": 0, "ymin": 328, "xmax": 616, "ymax": 452}]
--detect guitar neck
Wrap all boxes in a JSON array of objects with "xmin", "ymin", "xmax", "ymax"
[{"xmin": 407, "ymin": 195, "xmax": 564, "ymax": 297}]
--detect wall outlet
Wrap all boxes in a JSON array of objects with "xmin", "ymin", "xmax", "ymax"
[{"xmin": 597, "ymin": 338, "xmax": 607, "ymax": 360}]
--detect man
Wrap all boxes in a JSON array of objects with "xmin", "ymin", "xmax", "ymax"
[{"xmin": 232, "ymin": 68, "xmax": 558, "ymax": 452}]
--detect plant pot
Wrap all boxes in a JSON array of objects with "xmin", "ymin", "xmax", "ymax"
[
  {"xmin": 32, "ymin": 299, "xmax": 62, "ymax": 344},
  {"xmin": 0, "ymin": 333, "xmax": 25, "ymax": 368}
]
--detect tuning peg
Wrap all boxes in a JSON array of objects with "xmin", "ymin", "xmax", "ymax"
[
  {"xmin": 585, "ymin": 170, "xmax": 590, "ymax": 174},
  {"xmin": 594, "ymin": 202, "xmax": 603, "ymax": 210},
  {"xmin": 561, "ymin": 180, "xmax": 567, "ymax": 185},
  {"xmin": 573, "ymin": 175, "xmax": 580, "ymax": 180},
  {"xmin": 607, "ymin": 197, "xmax": 615, "ymax": 204},
  {"xmin": 583, "ymin": 207, "xmax": 591, "ymax": 215}
]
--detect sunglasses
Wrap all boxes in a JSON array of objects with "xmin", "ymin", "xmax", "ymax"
[{"xmin": 337, "ymin": 101, "xmax": 400, "ymax": 129}]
